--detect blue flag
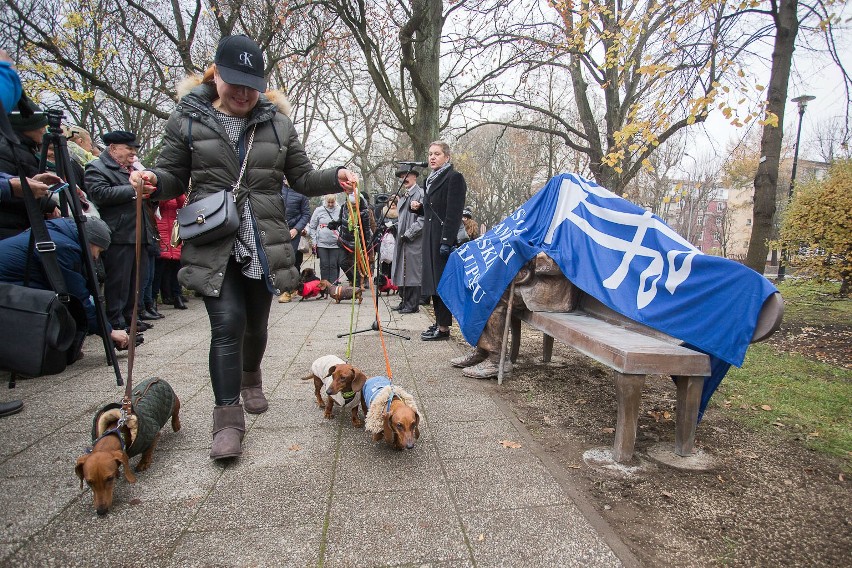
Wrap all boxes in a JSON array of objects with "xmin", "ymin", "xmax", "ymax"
[{"xmin": 438, "ymin": 173, "xmax": 778, "ymax": 417}]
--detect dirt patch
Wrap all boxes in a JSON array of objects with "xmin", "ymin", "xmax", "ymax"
[
  {"xmin": 487, "ymin": 327, "xmax": 851, "ymax": 567},
  {"xmin": 766, "ymin": 322, "xmax": 852, "ymax": 370}
]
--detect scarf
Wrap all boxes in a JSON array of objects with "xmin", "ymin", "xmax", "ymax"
[{"xmin": 426, "ymin": 162, "xmax": 452, "ymax": 193}]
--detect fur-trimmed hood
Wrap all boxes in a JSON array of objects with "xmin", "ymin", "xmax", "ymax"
[
  {"xmin": 365, "ymin": 383, "xmax": 420, "ymax": 434},
  {"xmin": 176, "ymin": 74, "xmax": 292, "ymax": 116}
]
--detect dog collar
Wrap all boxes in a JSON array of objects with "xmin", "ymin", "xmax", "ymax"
[
  {"xmin": 86, "ymin": 427, "xmax": 126, "ymax": 454},
  {"xmin": 342, "ymin": 391, "xmax": 356, "ymax": 400}
]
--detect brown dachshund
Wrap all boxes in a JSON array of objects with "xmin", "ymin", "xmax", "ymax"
[
  {"xmin": 329, "ymin": 284, "xmax": 363, "ymax": 304},
  {"xmin": 75, "ymin": 378, "xmax": 181, "ymax": 515},
  {"xmin": 301, "ymin": 355, "xmax": 367, "ymax": 427},
  {"xmin": 363, "ymin": 377, "xmax": 421, "ymax": 450},
  {"xmin": 377, "ymin": 398, "xmax": 420, "ymax": 450}
]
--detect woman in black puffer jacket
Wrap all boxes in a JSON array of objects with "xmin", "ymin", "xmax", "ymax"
[{"xmin": 132, "ymin": 35, "xmax": 358, "ymax": 460}]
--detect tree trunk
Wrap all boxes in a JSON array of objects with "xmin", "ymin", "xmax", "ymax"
[
  {"xmin": 746, "ymin": 0, "xmax": 799, "ymax": 274},
  {"xmin": 403, "ymin": 0, "xmax": 442, "ymax": 157}
]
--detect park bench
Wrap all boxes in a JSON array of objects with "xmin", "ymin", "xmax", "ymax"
[{"xmin": 509, "ymin": 288, "xmax": 784, "ymax": 463}]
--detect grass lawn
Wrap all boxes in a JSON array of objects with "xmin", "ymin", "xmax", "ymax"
[{"xmin": 713, "ymin": 280, "xmax": 851, "ymax": 469}]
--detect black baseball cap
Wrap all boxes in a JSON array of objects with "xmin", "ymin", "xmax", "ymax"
[{"xmin": 214, "ymin": 35, "xmax": 266, "ymax": 92}]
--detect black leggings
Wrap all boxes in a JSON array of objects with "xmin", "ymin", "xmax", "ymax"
[{"xmin": 203, "ymin": 258, "xmax": 272, "ymax": 405}]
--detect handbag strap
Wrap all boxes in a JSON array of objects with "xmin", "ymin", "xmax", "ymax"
[
  {"xmin": 232, "ymin": 125, "xmax": 256, "ymax": 194},
  {"xmin": 184, "ymin": 124, "xmax": 256, "ymax": 204},
  {"xmin": 0, "ymin": 101, "xmax": 69, "ymax": 300}
]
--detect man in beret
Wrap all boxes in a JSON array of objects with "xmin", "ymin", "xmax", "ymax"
[
  {"xmin": 391, "ymin": 167, "xmax": 424, "ymax": 313},
  {"xmin": 85, "ymin": 130, "xmax": 158, "ymax": 332}
]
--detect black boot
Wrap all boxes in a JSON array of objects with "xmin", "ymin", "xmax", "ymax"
[
  {"xmin": 146, "ymin": 303, "xmax": 164, "ymax": 319},
  {"xmin": 174, "ymin": 296, "xmax": 187, "ymax": 310}
]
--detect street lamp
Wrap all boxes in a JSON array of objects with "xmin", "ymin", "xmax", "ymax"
[{"xmin": 778, "ymin": 94, "xmax": 816, "ymax": 280}]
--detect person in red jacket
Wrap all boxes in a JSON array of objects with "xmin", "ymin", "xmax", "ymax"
[{"xmin": 153, "ymin": 195, "xmax": 187, "ymax": 309}]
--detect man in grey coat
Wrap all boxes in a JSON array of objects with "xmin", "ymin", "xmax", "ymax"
[
  {"xmin": 85, "ymin": 130, "xmax": 157, "ymax": 331},
  {"xmin": 391, "ymin": 168, "xmax": 424, "ymax": 313}
]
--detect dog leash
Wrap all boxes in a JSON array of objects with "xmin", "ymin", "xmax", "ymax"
[
  {"xmin": 120, "ymin": 176, "xmax": 147, "ymax": 423},
  {"xmin": 338, "ymin": 183, "xmax": 394, "ymax": 380},
  {"xmin": 343, "ymin": 186, "xmax": 362, "ymax": 359},
  {"xmin": 348, "ymin": 184, "xmax": 394, "ymax": 382}
]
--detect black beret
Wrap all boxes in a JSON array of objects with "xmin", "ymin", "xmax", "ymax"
[{"xmin": 102, "ymin": 130, "xmax": 140, "ymax": 147}]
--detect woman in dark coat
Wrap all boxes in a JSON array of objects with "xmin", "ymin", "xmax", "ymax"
[
  {"xmin": 132, "ymin": 35, "xmax": 358, "ymax": 460},
  {"xmin": 414, "ymin": 141, "xmax": 466, "ymax": 340}
]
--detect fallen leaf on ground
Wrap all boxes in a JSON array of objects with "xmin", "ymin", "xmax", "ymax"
[
  {"xmin": 761, "ymin": 404, "xmax": 772, "ymax": 411},
  {"xmin": 807, "ymin": 431, "xmax": 820, "ymax": 437},
  {"xmin": 717, "ymin": 475, "xmax": 725, "ymax": 483},
  {"xmin": 839, "ymin": 473, "xmax": 845, "ymax": 482},
  {"xmin": 499, "ymin": 439, "xmax": 522, "ymax": 449},
  {"xmin": 129, "ymin": 498, "xmax": 142, "ymax": 506},
  {"xmin": 478, "ymin": 533, "xmax": 485, "ymax": 542},
  {"xmin": 288, "ymin": 444, "xmax": 302, "ymax": 451},
  {"xmin": 661, "ymin": 491, "xmax": 673, "ymax": 498},
  {"xmin": 568, "ymin": 464, "xmax": 581, "ymax": 469},
  {"xmin": 662, "ymin": 411, "xmax": 671, "ymax": 420},
  {"xmin": 602, "ymin": 427, "xmax": 616, "ymax": 434}
]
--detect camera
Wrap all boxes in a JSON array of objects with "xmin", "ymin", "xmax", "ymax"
[{"xmin": 46, "ymin": 107, "xmax": 64, "ymax": 130}]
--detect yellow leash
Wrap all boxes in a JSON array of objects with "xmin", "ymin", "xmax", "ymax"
[{"xmin": 341, "ymin": 183, "xmax": 394, "ymax": 380}]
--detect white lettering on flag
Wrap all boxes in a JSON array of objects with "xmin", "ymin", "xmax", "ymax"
[{"xmin": 545, "ymin": 178, "xmax": 700, "ymax": 309}]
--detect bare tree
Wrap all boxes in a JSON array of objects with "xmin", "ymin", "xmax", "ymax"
[
  {"xmin": 745, "ymin": 0, "xmax": 851, "ymax": 273},
  {"xmin": 811, "ymin": 116, "xmax": 852, "ymax": 163},
  {"xmin": 470, "ymin": 1, "xmax": 761, "ymax": 193},
  {"xmin": 317, "ymin": 0, "xmax": 545, "ymax": 158},
  {"xmin": 453, "ymin": 123, "xmax": 544, "ymax": 228},
  {"xmin": 1, "ymin": 0, "xmax": 339, "ymax": 150}
]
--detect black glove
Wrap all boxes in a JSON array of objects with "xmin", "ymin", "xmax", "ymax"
[
  {"xmin": 398, "ymin": 234, "xmax": 409, "ymax": 244},
  {"xmin": 439, "ymin": 244, "xmax": 452, "ymax": 258},
  {"xmin": 327, "ymin": 220, "xmax": 340, "ymax": 231}
]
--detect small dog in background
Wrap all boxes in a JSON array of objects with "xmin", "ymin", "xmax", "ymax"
[
  {"xmin": 75, "ymin": 377, "xmax": 181, "ymax": 515},
  {"xmin": 302, "ymin": 355, "xmax": 368, "ymax": 427},
  {"xmin": 329, "ymin": 284, "xmax": 363, "ymax": 304},
  {"xmin": 363, "ymin": 376, "xmax": 420, "ymax": 450},
  {"xmin": 298, "ymin": 267, "xmax": 330, "ymax": 300},
  {"xmin": 376, "ymin": 274, "xmax": 398, "ymax": 296}
]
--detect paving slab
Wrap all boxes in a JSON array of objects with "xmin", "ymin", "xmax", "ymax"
[{"xmin": 0, "ymin": 286, "xmax": 633, "ymax": 567}]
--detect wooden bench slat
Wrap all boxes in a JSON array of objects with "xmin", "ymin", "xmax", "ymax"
[{"xmin": 521, "ymin": 311, "xmax": 712, "ymax": 376}]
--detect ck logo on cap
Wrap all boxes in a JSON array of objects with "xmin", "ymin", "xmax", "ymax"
[{"xmin": 239, "ymin": 52, "xmax": 254, "ymax": 67}]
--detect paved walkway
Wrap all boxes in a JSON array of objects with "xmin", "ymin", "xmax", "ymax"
[{"xmin": 0, "ymin": 280, "xmax": 636, "ymax": 567}]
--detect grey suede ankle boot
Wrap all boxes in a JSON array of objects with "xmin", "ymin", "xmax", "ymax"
[
  {"xmin": 240, "ymin": 370, "xmax": 269, "ymax": 414},
  {"xmin": 210, "ymin": 404, "xmax": 246, "ymax": 460}
]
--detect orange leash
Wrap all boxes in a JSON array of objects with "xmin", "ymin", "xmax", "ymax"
[{"xmin": 351, "ymin": 184, "xmax": 394, "ymax": 381}]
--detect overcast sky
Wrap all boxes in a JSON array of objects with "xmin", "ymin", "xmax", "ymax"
[{"xmin": 685, "ymin": 10, "xmax": 851, "ymax": 168}]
